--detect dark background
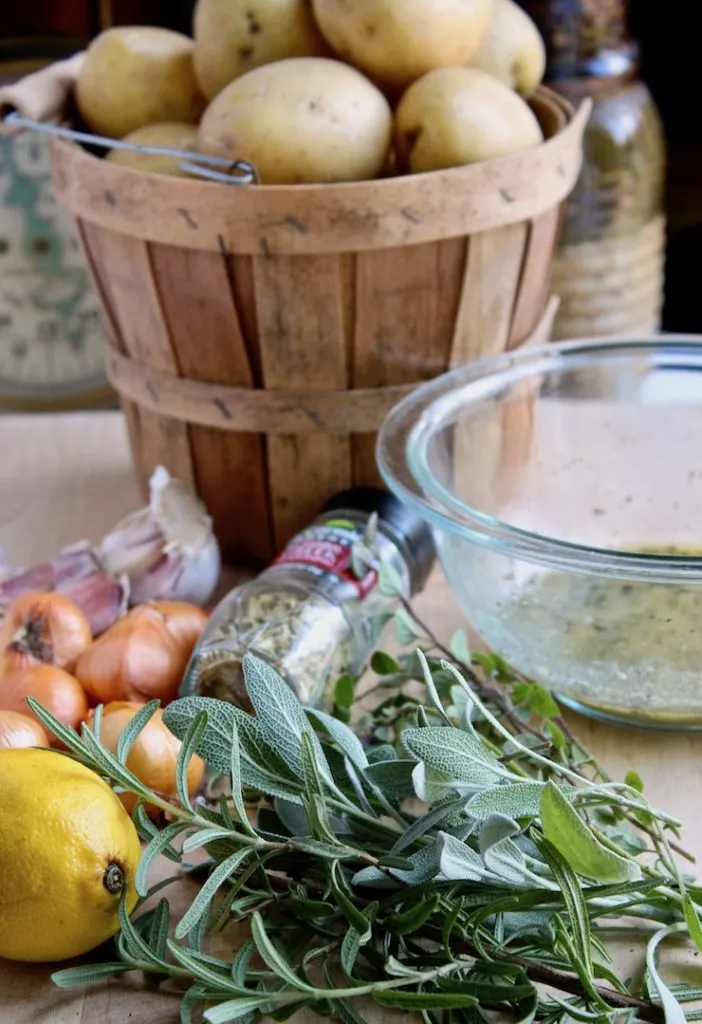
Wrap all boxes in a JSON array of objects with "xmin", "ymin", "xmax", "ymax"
[{"xmin": 2, "ymin": 0, "xmax": 699, "ymax": 332}]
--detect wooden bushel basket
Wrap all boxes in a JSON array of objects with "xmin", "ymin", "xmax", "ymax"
[{"xmin": 2, "ymin": 62, "xmax": 589, "ymax": 562}]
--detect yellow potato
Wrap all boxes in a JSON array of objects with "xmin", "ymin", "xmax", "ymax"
[
  {"xmin": 311, "ymin": 0, "xmax": 494, "ymax": 89},
  {"xmin": 198, "ymin": 57, "xmax": 392, "ymax": 184},
  {"xmin": 76, "ymin": 27, "xmax": 204, "ymax": 139},
  {"xmin": 194, "ymin": 0, "xmax": 329, "ymax": 101},
  {"xmin": 470, "ymin": 0, "xmax": 546, "ymax": 97},
  {"xmin": 395, "ymin": 67, "xmax": 544, "ymax": 174},
  {"xmin": 106, "ymin": 123, "xmax": 200, "ymax": 177}
]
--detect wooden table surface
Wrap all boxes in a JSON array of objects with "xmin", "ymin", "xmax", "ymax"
[{"xmin": 2, "ymin": 411, "xmax": 702, "ymax": 1024}]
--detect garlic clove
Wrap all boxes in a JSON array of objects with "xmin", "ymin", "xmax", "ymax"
[
  {"xmin": 98, "ymin": 466, "xmax": 221, "ymax": 607},
  {"xmin": 98, "ymin": 509, "xmax": 165, "ymax": 579},
  {"xmin": 59, "ymin": 570, "xmax": 130, "ymax": 637}
]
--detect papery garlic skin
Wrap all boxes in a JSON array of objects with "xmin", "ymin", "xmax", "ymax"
[
  {"xmin": 0, "ymin": 543, "xmax": 129, "ymax": 636},
  {"xmin": 99, "ymin": 466, "xmax": 221, "ymax": 608}
]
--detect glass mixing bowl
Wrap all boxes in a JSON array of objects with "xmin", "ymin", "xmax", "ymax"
[{"xmin": 377, "ymin": 337, "xmax": 702, "ymax": 730}]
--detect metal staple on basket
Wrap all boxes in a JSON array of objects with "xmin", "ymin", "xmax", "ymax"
[{"xmin": 1, "ymin": 110, "xmax": 259, "ymax": 185}]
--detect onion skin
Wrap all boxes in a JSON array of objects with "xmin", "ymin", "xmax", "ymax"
[
  {"xmin": 0, "ymin": 710, "xmax": 51, "ymax": 749},
  {"xmin": 75, "ymin": 606, "xmax": 187, "ymax": 706},
  {"xmin": 0, "ymin": 664, "xmax": 89, "ymax": 737},
  {"xmin": 90, "ymin": 701, "xmax": 205, "ymax": 815},
  {"xmin": 148, "ymin": 601, "xmax": 208, "ymax": 657},
  {"xmin": 0, "ymin": 592, "xmax": 92, "ymax": 675}
]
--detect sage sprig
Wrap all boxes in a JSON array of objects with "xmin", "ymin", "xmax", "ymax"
[{"xmin": 30, "ymin": 644, "xmax": 702, "ymax": 1024}]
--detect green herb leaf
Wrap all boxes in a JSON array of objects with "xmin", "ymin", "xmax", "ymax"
[
  {"xmin": 164, "ymin": 696, "xmax": 303, "ymax": 802},
  {"xmin": 449, "ymin": 629, "xmax": 471, "ymax": 665},
  {"xmin": 366, "ymin": 744, "xmax": 396, "ymax": 764},
  {"xmin": 547, "ymin": 721, "xmax": 567, "ymax": 752},
  {"xmin": 479, "ymin": 815, "xmax": 545, "ymax": 887},
  {"xmin": 293, "ymin": 838, "xmax": 355, "ymax": 859},
  {"xmin": 416, "ymin": 650, "xmax": 453, "ymax": 725},
  {"xmin": 334, "ymin": 675, "xmax": 356, "ymax": 708},
  {"xmin": 341, "ymin": 927, "xmax": 363, "ymax": 977},
  {"xmin": 230, "ymin": 715, "xmax": 259, "ymax": 838},
  {"xmin": 683, "ymin": 894, "xmax": 702, "ymax": 953},
  {"xmin": 26, "ymin": 698, "xmax": 85, "ymax": 755},
  {"xmin": 402, "ymin": 726, "xmax": 506, "ymax": 784},
  {"xmin": 181, "ymin": 828, "xmax": 243, "ymax": 854},
  {"xmin": 250, "ymin": 912, "xmax": 318, "ymax": 993},
  {"xmin": 441, "ymin": 897, "xmax": 464, "ymax": 951},
  {"xmin": 465, "ymin": 782, "xmax": 547, "ymax": 821},
  {"xmin": 148, "ymin": 898, "xmax": 171, "ymax": 961},
  {"xmin": 389, "ymin": 891, "xmax": 440, "ymax": 935},
  {"xmin": 438, "ymin": 830, "xmax": 488, "ymax": 882},
  {"xmin": 646, "ymin": 923, "xmax": 688, "ymax": 1024},
  {"xmin": 395, "ymin": 609, "xmax": 418, "ymax": 646},
  {"xmin": 204, "ymin": 994, "xmax": 275, "ymax": 1023},
  {"xmin": 175, "ymin": 710, "xmax": 208, "ymax": 813},
  {"xmin": 371, "ymin": 651, "xmax": 400, "ymax": 676},
  {"xmin": 175, "ymin": 848, "xmax": 252, "ymax": 938},
  {"xmin": 354, "ymin": 840, "xmax": 441, "ymax": 888},
  {"xmin": 116, "ymin": 700, "xmax": 160, "ymax": 764},
  {"xmin": 306, "ymin": 707, "xmax": 368, "ymax": 770},
  {"xmin": 535, "ymin": 836, "xmax": 594, "ymax": 980},
  {"xmin": 377, "ymin": 855, "xmax": 415, "ymax": 870},
  {"xmin": 230, "ymin": 939, "xmax": 255, "ymax": 987},
  {"xmin": 437, "ymin": 975, "xmax": 535, "ymax": 1004},
  {"xmin": 540, "ymin": 782, "xmax": 642, "ymax": 883},
  {"xmin": 372, "ymin": 990, "xmax": 478, "ymax": 1010},
  {"xmin": 51, "ymin": 963, "xmax": 134, "ymax": 988},
  {"xmin": 136, "ymin": 822, "xmax": 192, "ymax": 897},
  {"xmin": 363, "ymin": 760, "xmax": 417, "ymax": 799},
  {"xmin": 390, "ymin": 798, "xmax": 463, "ymax": 854},
  {"xmin": 625, "ymin": 770, "xmax": 644, "ymax": 794},
  {"xmin": 330, "ymin": 860, "xmax": 371, "ymax": 936},
  {"xmin": 118, "ymin": 893, "xmax": 165, "ymax": 968},
  {"xmin": 412, "ymin": 763, "xmax": 464, "ymax": 803},
  {"xmin": 525, "ymin": 685, "xmax": 560, "ymax": 720},
  {"xmin": 243, "ymin": 654, "xmax": 331, "ymax": 784},
  {"xmin": 378, "ymin": 561, "xmax": 402, "ymax": 596}
]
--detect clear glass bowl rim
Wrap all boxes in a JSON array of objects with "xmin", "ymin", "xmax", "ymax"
[{"xmin": 376, "ymin": 335, "xmax": 702, "ymax": 584}]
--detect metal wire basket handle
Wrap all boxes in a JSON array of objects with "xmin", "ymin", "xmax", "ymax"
[{"xmin": 0, "ymin": 52, "xmax": 257, "ymax": 186}]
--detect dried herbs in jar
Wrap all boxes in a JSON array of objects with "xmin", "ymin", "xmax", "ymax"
[{"xmin": 181, "ymin": 489, "xmax": 435, "ymax": 710}]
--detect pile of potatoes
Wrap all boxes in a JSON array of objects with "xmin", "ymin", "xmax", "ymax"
[{"xmin": 75, "ymin": 0, "xmax": 547, "ymax": 186}]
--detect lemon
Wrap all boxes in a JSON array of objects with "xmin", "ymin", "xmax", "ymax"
[{"xmin": 0, "ymin": 748, "xmax": 141, "ymax": 962}]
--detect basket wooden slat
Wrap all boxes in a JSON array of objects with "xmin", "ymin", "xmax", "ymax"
[
  {"xmin": 351, "ymin": 237, "xmax": 465, "ymax": 489},
  {"xmin": 253, "ymin": 252, "xmax": 353, "ymax": 549},
  {"xmin": 509, "ymin": 205, "xmax": 562, "ymax": 349},
  {"xmin": 148, "ymin": 244, "xmax": 273, "ymax": 558},
  {"xmin": 82, "ymin": 226, "xmax": 196, "ymax": 491}
]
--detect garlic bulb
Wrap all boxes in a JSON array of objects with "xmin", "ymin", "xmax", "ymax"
[
  {"xmin": 0, "ymin": 470, "xmax": 220, "ymax": 635},
  {"xmin": 99, "ymin": 466, "xmax": 221, "ymax": 607}
]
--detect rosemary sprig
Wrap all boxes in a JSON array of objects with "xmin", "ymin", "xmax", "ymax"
[{"xmin": 30, "ymin": 641, "xmax": 702, "ymax": 1024}]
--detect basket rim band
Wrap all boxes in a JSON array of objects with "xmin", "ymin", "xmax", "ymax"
[
  {"xmin": 106, "ymin": 297, "xmax": 559, "ymax": 436},
  {"xmin": 50, "ymin": 93, "xmax": 591, "ymax": 256},
  {"xmin": 107, "ymin": 347, "xmax": 419, "ymax": 434}
]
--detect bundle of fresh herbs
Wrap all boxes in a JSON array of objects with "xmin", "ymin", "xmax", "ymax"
[{"xmin": 29, "ymin": 587, "xmax": 702, "ymax": 1024}]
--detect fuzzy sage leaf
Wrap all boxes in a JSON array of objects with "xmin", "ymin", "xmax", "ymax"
[{"xmin": 540, "ymin": 782, "xmax": 642, "ymax": 883}]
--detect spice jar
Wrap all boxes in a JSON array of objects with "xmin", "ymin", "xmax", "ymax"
[
  {"xmin": 181, "ymin": 489, "xmax": 436, "ymax": 709},
  {"xmin": 521, "ymin": 0, "xmax": 666, "ymax": 339}
]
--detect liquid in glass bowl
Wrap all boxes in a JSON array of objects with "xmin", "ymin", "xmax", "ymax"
[{"xmin": 378, "ymin": 337, "xmax": 702, "ymax": 729}]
